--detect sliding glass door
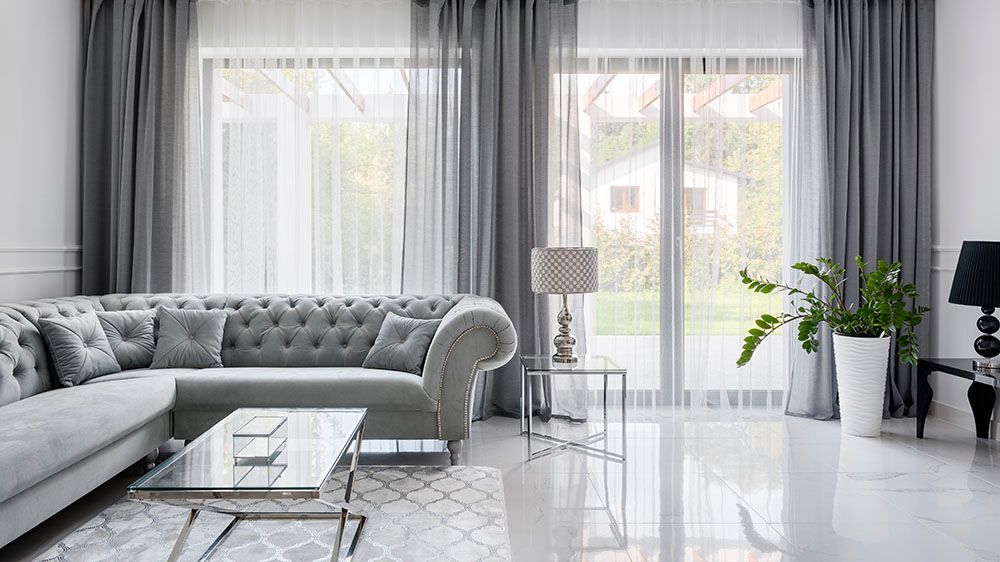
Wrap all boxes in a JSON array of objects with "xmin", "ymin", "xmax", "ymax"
[{"xmin": 580, "ymin": 59, "xmax": 795, "ymax": 408}]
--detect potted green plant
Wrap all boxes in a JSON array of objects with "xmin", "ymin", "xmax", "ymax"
[{"xmin": 737, "ymin": 257, "xmax": 928, "ymax": 437}]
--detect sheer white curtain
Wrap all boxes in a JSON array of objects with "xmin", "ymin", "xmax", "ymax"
[
  {"xmin": 576, "ymin": 0, "xmax": 803, "ymax": 409},
  {"xmin": 197, "ymin": 0, "xmax": 410, "ymax": 294}
]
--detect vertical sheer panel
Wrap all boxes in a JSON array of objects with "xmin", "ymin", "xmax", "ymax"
[
  {"xmin": 577, "ymin": 0, "xmax": 803, "ymax": 410},
  {"xmin": 198, "ymin": 0, "xmax": 410, "ymax": 294}
]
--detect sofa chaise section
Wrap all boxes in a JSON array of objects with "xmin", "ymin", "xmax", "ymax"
[{"xmin": 0, "ymin": 377, "xmax": 175, "ymax": 546}]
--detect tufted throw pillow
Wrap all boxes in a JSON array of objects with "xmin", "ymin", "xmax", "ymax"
[
  {"xmin": 38, "ymin": 312, "xmax": 121, "ymax": 387},
  {"xmin": 151, "ymin": 308, "xmax": 227, "ymax": 369},
  {"xmin": 362, "ymin": 312, "xmax": 441, "ymax": 375},
  {"xmin": 96, "ymin": 310, "xmax": 156, "ymax": 370}
]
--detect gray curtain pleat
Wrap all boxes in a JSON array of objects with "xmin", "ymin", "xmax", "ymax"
[
  {"xmin": 404, "ymin": 0, "xmax": 579, "ymax": 420},
  {"xmin": 82, "ymin": 0, "xmax": 202, "ymax": 294},
  {"xmin": 792, "ymin": 0, "xmax": 933, "ymax": 419}
]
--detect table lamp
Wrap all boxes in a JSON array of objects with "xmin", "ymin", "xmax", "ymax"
[
  {"xmin": 530, "ymin": 247, "xmax": 598, "ymax": 364},
  {"xmin": 949, "ymin": 240, "xmax": 1000, "ymax": 371}
]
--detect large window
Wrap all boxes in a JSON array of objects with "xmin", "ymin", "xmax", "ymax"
[{"xmin": 205, "ymin": 65, "xmax": 407, "ymax": 294}]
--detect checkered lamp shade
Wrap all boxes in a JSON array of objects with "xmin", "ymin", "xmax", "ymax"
[{"xmin": 530, "ymin": 247, "xmax": 599, "ymax": 294}]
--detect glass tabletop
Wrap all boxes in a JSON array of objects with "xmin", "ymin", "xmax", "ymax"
[
  {"xmin": 521, "ymin": 355, "xmax": 625, "ymax": 374},
  {"xmin": 129, "ymin": 408, "xmax": 366, "ymax": 496}
]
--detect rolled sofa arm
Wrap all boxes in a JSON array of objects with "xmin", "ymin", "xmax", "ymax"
[{"xmin": 421, "ymin": 295, "xmax": 518, "ymax": 440}]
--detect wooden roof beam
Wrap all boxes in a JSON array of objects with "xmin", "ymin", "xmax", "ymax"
[
  {"xmin": 219, "ymin": 77, "xmax": 253, "ymax": 112},
  {"xmin": 398, "ymin": 68, "xmax": 409, "ymax": 93},
  {"xmin": 257, "ymin": 69, "xmax": 310, "ymax": 113},
  {"xmin": 692, "ymin": 74, "xmax": 747, "ymax": 112},
  {"xmin": 638, "ymin": 81, "xmax": 660, "ymax": 111},
  {"xmin": 582, "ymin": 74, "xmax": 615, "ymax": 112},
  {"xmin": 327, "ymin": 69, "xmax": 366, "ymax": 113},
  {"xmin": 748, "ymin": 80, "xmax": 782, "ymax": 113}
]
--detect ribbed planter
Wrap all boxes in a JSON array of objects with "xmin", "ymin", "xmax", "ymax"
[{"xmin": 832, "ymin": 333, "xmax": 890, "ymax": 437}]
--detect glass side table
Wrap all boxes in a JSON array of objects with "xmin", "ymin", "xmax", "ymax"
[{"xmin": 520, "ymin": 355, "xmax": 627, "ymax": 462}]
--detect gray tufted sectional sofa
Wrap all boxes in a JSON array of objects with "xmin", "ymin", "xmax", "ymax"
[{"xmin": 0, "ymin": 293, "xmax": 516, "ymax": 547}]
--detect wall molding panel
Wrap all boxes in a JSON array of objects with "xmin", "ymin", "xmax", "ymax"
[
  {"xmin": 931, "ymin": 245, "xmax": 960, "ymax": 273},
  {"xmin": 0, "ymin": 246, "xmax": 82, "ymax": 254},
  {"xmin": 0, "ymin": 246, "xmax": 82, "ymax": 300}
]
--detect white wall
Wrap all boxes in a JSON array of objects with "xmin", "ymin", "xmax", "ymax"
[
  {"xmin": 0, "ymin": 0, "xmax": 83, "ymax": 300},
  {"xmin": 929, "ymin": 0, "xmax": 1000, "ymax": 423}
]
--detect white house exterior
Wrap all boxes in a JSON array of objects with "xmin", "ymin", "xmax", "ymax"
[{"xmin": 588, "ymin": 143, "xmax": 743, "ymax": 237}]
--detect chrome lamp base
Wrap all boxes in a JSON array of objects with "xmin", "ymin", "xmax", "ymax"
[
  {"xmin": 552, "ymin": 293, "xmax": 578, "ymax": 364},
  {"xmin": 973, "ymin": 359, "xmax": 1000, "ymax": 372}
]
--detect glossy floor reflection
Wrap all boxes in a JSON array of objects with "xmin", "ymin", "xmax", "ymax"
[
  {"xmin": 4, "ymin": 408, "xmax": 998, "ymax": 561},
  {"xmin": 469, "ymin": 408, "xmax": 1000, "ymax": 561}
]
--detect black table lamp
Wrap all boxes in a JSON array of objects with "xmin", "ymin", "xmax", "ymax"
[{"xmin": 949, "ymin": 241, "xmax": 1000, "ymax": 371}]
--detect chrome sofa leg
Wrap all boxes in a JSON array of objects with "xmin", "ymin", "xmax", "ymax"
[
  {"xmin": 143, "ymin": 448, "xmax": 159, "ymax": 471},
  {"xmin": 446, "ymin": 440, "xmax": 463, "ymax": 465}
]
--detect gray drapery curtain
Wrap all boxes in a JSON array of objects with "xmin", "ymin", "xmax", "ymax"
[
  {"xmin": 82, "ymin": 0, "xmax": 205, "ymax": 294},
  {"xmin": 788, "ymin": 0, "xmax": 933, "ymax": 419},
  {"xmin": 403, "ymin": 0, "xmax": 580, "ymax": 420}
]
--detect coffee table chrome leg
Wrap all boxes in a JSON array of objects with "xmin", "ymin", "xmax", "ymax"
[
  {"xmin": 331, "ymin": 507, "xmax": 350, "ymax": 561},
  {"xmin": 344, "ymin": 421, "xmax": 365, "ymax": 503},
  {"xmin": 198, "ymin": 516, "xmax": 241, "ymax": 562},
  {"xmin": 333, "ymin": 421, "xmax": 366, "ymax": 561},
  {"xmin": 167, "ymin": 509, "xmax": 199, "ymax": 562},
  {"xmin": 330, "ymin": 511, "xmax": 367, "ymax": 562},
  {"xmin": 347, "ymin": 513, "xmax": 368, "ymax": 558}
]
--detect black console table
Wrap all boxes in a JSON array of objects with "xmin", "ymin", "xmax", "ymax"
[{"xmin": 917, "ymin": 358, "xmax": 999, "ymax": 439}]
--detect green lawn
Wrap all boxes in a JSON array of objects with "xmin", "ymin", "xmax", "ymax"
[{"xmin": 595, "ymin": 288, "xmax": 784, "ymax": 336}]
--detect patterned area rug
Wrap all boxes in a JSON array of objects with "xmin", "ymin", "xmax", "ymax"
[{"xmin": 37, "ymin": 466, "xmax": 509, "ymax": 562}]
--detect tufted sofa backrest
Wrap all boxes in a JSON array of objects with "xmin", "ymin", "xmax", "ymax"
[
  {"xmin": 0, "ymin": 293, "xmax": 464, "ymax": 408},
  {"xmin": 99, "ymin": 294, "xmax": 463, "ymax": 368}
]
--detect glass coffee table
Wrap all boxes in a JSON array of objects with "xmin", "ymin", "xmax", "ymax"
[{"xmin": 129, "ymin": 408, "xmax": 367, "ymax": 562}]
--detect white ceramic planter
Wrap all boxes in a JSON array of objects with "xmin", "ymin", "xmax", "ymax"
[{"xmin": 832, "ymin": 333, "xmax": 891, "ymax": 437}]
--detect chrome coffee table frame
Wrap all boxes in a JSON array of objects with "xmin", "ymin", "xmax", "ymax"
[
  {"xmin": 520, "ymin": 355, "xmax": 627, "ymax": 462},
  {"xmin": 129, "ymin": 409, "xmax": 368, "ymax": 562}
]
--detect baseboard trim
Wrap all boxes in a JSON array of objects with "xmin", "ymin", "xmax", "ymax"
[{"xmin": 929, "ymin": 400, "xmax": 975, "ymax": 432}]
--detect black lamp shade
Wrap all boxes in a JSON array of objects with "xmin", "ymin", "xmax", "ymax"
[{"xmin": 949, "ymin": 241, "xmax": 1000, "ymax": 307}]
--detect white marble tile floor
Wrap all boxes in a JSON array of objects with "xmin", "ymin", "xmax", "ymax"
[{"xmin": 3, "ymin": 407, "xmax": 999, "ymax": 561}]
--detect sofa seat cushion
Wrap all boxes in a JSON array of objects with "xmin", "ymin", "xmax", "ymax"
[
  {"xmin": 81, "ymin": 367, "xmax": 198, "ymax": 384},
  {"xmin": 174, "ymin": 367, "xmax": 438, "ymax": 413},
  {"xmin": 0, "ymin": 377, "xmax": 176, "ymax": 502}
]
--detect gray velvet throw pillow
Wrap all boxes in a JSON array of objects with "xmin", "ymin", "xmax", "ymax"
[
  {"xmin": 96, "ymin": 310, "xmax": 156, "ymax": 370},
  {"xmin": 362, "ymin": 312, "xmax": 441, "ymax": 375},
  {"xmin": 150, "ymin": 308, "xmax": 227, "ymax": 369},
  {"xmin": 39, "ymin": 312, "xmax": 122, "ymax": 387}
]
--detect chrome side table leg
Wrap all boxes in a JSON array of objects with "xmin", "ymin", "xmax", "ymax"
[
  {"xmin": 520, "ymin": 363, "xmax": 527, "ymax": 435},
  {"xmin": 621, "ymin": 374, "xmax": 627, "ymax": 460},
  {"xmin": 526, "ymin": 372, "xmax": 534, "ymax": 456}
]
